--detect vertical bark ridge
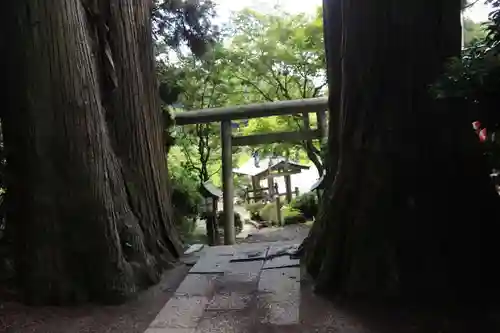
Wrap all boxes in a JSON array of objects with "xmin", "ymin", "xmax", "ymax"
[
  {"xmin": 103, "ymin": 0, "xmax": 182, "ymax": 264},
  {"xmin": 305, "ymin": 0, "xmax": 500, "ymax": 304}
]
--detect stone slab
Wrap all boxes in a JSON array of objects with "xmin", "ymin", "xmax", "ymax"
[
  {"xmin": 213, "ymin": 260, "xmax": 263, "ymax": 294},
  {"xmin": 203, "ymin": 245, "xmax": 238, "ymax": 256},
  {"xmin": 214, "ymin": 272, "xmax": 260, "ymax": 295},
  {"xmin": 206, "ymin": 292, "xmax": 252, "ymax": 310},
  {"xmin": 230, "ymin": 248, "xmax": 268, "ymax": 262},
  {"xmin": 266, "ymin": 244, "xmax": 300, "ymax": 257},
  {"xmin": 263, "ymin": 255, "xmax": 300, "ymax": 269},
  {"xmin": 258, "ymin": 267, "xmax": 300, "ymax": 300},
  {"xmin": 258, "ymin": 299, "xmax": 300, "ymax": 325},
  {"xmin": 175, "ymin": 274, "xmax": 217, "ymax": 297},
  {"xmin": 257, "ymin": 267, "xmax": 300, "ymax": 326},
  {"xmin": 184, "ymin": 243, "xmax": 205, "ymax": 255},
  {"xmin": 194, "ymin": 311, "xmax": 254, "ymax": 333},
  {"xmin": 189, "ymin": 254, "xmax": 231, "ymax": 274},
  {"xmin": 149, "ymin": 296, "xmax": 208, "ymax": 329},
  {"xmin": 227, "ymin": 260, "xmax": 264, "ymax": 274},
  {"xmin": 145, "ymin": 329, "xmax": 195, "ymax": 333}
]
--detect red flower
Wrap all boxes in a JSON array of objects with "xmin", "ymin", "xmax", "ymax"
[
  {"xmin": 479, "ymin": 128, "xmax": 487, "ymax": 142},
  {"xmin": 472, "ymin": 121, "xmax": 487, "ymax": 142}
]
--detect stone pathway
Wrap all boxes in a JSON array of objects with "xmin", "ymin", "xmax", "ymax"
[{"xmin": 144, "ymin": 241, "xmax": 370, "ymax": 333}]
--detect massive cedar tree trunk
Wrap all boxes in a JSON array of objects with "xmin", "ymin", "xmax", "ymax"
[
  {"xmin": 322, "ymin": 0, "xmax": 341, "ymax": 178},
  {"xmin": 102, "ymin": 0, "xmax": 182, "ymax": 265},
  {"xmin": 2, "ymin": 0, "xmax": 181, "ymax": 305},
  {"xmin": 305, "ymin": 0, "xmax": 500, "ymax": 304}
]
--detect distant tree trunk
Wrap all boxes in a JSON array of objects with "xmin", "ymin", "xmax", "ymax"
[
  {"xmin": 305, "ymin": 0, "xmax": 500, "ymax": 304},
  {"xmin": 2, "ymin": 0, "xmax": 181, "ymax": 305},
  {"xmin": 300, "ymin": 114, "xmax": 325, "ymax": 175},
  {"xmin": 298, "ymin": 0, "xmax": 341, "ymax": 255}
]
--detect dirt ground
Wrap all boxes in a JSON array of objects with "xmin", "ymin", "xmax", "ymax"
[{"xmin": 0, "ymin": 265, "xmax": 189, "ymax": 333}]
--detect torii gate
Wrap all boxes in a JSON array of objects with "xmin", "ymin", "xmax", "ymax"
[{"xmin": 174, "ymin": 97, "xmax": 328, "ymax": 245}]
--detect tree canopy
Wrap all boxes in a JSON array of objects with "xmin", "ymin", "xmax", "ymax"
[{"xmin": 164, "ymin": 6, "xmax": 327, "ymax": 185}]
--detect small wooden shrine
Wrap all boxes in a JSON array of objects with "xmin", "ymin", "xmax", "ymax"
[{"xmin": 233, "ymin": 156, "xmax": 309, "ymax": 204}]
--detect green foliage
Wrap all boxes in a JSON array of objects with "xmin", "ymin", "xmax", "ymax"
[
  {"xmin": 463, "ymin": 18, "xmax": 487, "ymax": 47},
  {"xmin": 245, "ymin": 202, "xmax": 266, "ymax": 221},
  {"xmin": 259, "ymin": 201, "xmax": 285, "ymax": 225},
  {"xmin": 161, "ymin": 45, "xmax": 244, "ymax": 185},
  {"xmin": 216, "ymin": 211, "xmax": 243, "ymax": 233},
  {"xmin": 170, "ymin": 171, "xmax": 203, "ymax": 227},
  {"xmin": 290, "ymin": 193, "xmax": 318, "ymax": 219},
  {"xmin": 169, "ymin": 170, "xmax": 204, "ymax": 242},
  {"xmin": 432, "ymin": 2, "xmax": 500, "ymax": 168},
  {"xmin": 433, "ymin": 2, "xmax": 500, "ymax": 126},
  {"xmin": 161, "ymin": 6, "xmax": 330, "ymax": 182},
  {"xmin": 281, "ymin": 206, "xmax": 306, "ymax": 225},
  {"xmin": 224, "ymin": 7, "xmax": 326, "ymax": 166},
  {"xmin": 153, "ymin": 0, "xmax": 219, "ymax": 57}
]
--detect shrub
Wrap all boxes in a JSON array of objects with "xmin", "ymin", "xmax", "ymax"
[
  {"xmin": 216, "ymin": 211, "xmax": 243, "ymax": 233},
  {"xmin": 245, "ymin": 202, "xmax": 266, "ymax": 221},
  {"xmin": 282, "ymin": 206, "xmax": 306, "ymax": 225},
  {"xmin": 170, "ymin": 175, "xmax": 203, "ymax": 242},
  {"xmin": 290, "ymin": 192, "xmax": 318, "ymax": 219},
  {"xmin": 170, "ymin": 177, "xmax": 203, "ymax": 221},
  {"xmin": 259, "ymin": 201, "xmax": 284, "ymax": 225}
]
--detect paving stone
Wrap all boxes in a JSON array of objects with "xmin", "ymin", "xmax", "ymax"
[
  {"xmin": 257, "ymin": 267, "xmax": 301, "ymax": 326},
  {"xmin": 263, "ymin": 255, "xmax": 300, "ymax": 269},
  {"xmin": 214, "ymin": 274, "xmax": 259, "ymax": 295},
  {"xmin": 189, "ymin": 254, "xmax": 231, "ymax": 274},
  {"xmin": 210, "ymin": 260, "xmax": 263, "ymax": 294},
  {"xmin": 149, "ymin": 296, "xmax": 208, "ymax": 329},
  {"xmin": 237, "ymin": 242, "xmax": 272, "ymax": 252},
  {"xmin": 189, "ymin": 244, "xmax": 259, "ymax": 271},
  {"xmin": 184, "ymin": 244, "xmax": 205, "ymax": 255},
  {"xmin": 231, "ymin": 248, "xmax": 268, "ymax": 262},
  {"xmin": 146, "ymin": 242, "xmax": 372, "ymax": 333},
  {"xmin": 206, "ymin": 292, "xmax": 253, "ymax": 310},
  {"xmin": 265, "ymin": 244, "xmax": 299, "ymax": 256},
  {"xmin": 175, "ymin": 274, "xmax": 218, "ymax": 297},
  {"xmin": 144, "ymin": 329, "xmax": 195, "ymax": 333},
  {"xmin": 221, "ymin": 271, "xmax": 260, "ymax": 284},
  {"xmin": 258, "ymin": 267, "xmax": 300, "ymax": 301},
  {"xmin": 194, "ymin": 310, "xmax": 254, "ymax": 333},
  {"xmin": 227, "ymin": 260, "xmax": 264, "ymax": 274},
  {"xmin": 204, "ymin": 245, "xmax": 238, "ymax": 256},
  {"xmin": 258, "ymin": 299, "xmax": 300, "ymax": 325}
]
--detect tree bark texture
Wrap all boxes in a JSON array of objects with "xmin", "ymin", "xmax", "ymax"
[
  {"xmin": 322, "ymin": 0, "xmax": 341, "ymax": 179},
  {"xmin": 2, "ymin": 0, "xmax": 182, "ymax": 305},
  {"xmin": 100, "ymin": 0, "xmax": 183, "ymax": 265},
  {"xmin": 305, "ymin": 0, "xmax": 500, "ymax": 304}
]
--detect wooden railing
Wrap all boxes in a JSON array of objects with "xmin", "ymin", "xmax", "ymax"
[{"xmin": 173, "ymin": 97, "xmax": 328, "ymax": 245}]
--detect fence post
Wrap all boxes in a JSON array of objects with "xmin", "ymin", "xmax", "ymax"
[
  {"xmin": 274, "ymin": 183, "xmax": 282, "ymax": 226},
  {"xmin": 221, "ymin": 120, "xmax": 235, "ymax": 245},
  {"xmin": 316, "ymin": 110, "xmax": 328, "ymax": 145},
  {"xmin": 285, "ymin": 174, "xmax": 292, "ymax": 203}
]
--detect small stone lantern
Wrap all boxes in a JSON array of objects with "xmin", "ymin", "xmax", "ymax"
[{"xmin": 199, "ymin": 181, "xmax": 222, "ymax": 246}]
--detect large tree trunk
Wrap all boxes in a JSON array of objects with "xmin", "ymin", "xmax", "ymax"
[
  {"xmin": 305, "ymin": 0, "xmax": 500, "ymax": 304},
  {"xmin": 2, "ymin": 0, "xmax": 181, "ymax": 305},
  {"xmin": 100, "ymin": 0, "xmax": 183, "ymax": 265},
  {"xmin": 322, "ymin": 0, "xmax": 341, "ymax": 178}
]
